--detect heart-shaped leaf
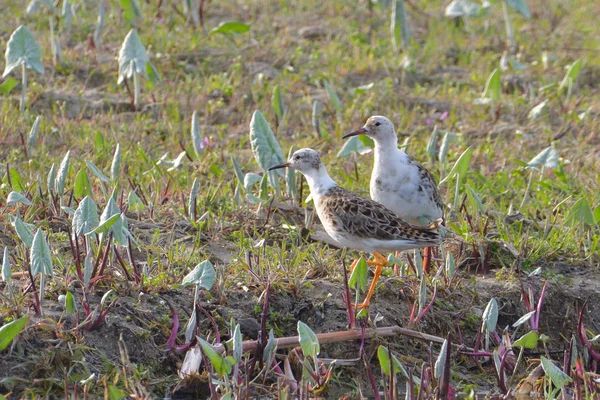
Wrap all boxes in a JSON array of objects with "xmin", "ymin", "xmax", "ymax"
[
  {"xmin": 30, "ymin": 229, "xmax": 53, "ymax": 277},
  {"xmin": 527, "ymin": 146, "xmax": 559, "ymax": 170},
  {"xmin": 3, "ymin": 25, "xmax": 44, "ymax": 78},
  {"xmin": 118, "ymin": 30, "xmax": 149, "ymax": 84},
  {"xmin": 182, "ymin": 260, "xmax": 216, "ymax": 290},
  {"xmin": 73, "ymin": 196, "xmax": 99, "ymax": 237}
]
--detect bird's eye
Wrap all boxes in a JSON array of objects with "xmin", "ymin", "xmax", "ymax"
[
  {"xmin": 294, "ymin": 155, "xmax": 300, "ymax": 161},
  {"xmin": 375, "ymin": 122, "xmax": 381, "ymax": 127}
]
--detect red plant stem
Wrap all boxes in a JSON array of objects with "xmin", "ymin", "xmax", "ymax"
[
  {"xmin": 94, "ymin": 234, "xmax": 113, "ymax": 284},
  {"xmin": 163, "ymin": 297, "xmax": 180, "ymax": 351},
  {"xmin": 197, "ymin": 302, "xmax": 220, "ymax": 343},
  {"xmin": 578, "ymin": 302, "xmax": 600, "ymax": 362},
  {"xmin": 113, "ymin": 246, "xmax": 133, "ymax": 281},
  {"xmin": 532, "ymin": 280, "xmax": 548, "ymax": 331},
  {"xmin": 26, "ymin": 268, "xmax": 41, "ymax": 315},
  {"xmin": 341, "ymin": 259, "xmax": 355, "ymax": 329},
  {"xmin": 363, "ymin": 352, "xmax": 381, "ymax": 400}
]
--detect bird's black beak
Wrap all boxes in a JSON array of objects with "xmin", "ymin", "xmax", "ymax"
[
  {"xmin": 342, "ymin": 127, "xmax": 368, "ymax": 139},
  {"xmin": 268, "ymin": 161, "xmax": 290, "ymax": 171}
]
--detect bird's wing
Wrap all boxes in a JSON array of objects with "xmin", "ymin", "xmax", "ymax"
[{"xmin": 319, "ymin": 186, "xmax": 441, "ymax": 243}]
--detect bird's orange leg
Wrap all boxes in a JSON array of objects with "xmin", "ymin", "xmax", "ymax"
[
  {"xmin": 423, "ymin": 246, "xmax": 432, "ymax": 275},
  {"xmin": 354, "ymin": 251, "xmax": 388, "ymax": 309}
]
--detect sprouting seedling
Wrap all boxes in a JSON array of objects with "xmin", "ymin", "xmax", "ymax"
[
  {"xmin": 439, "ymin": 147, "xmax": 473, "ymax": 210},
  {"xmin": 474, "ymin": 68, "xmax": 501, "ymax": 118},
  {"xmin": 481, "ymin": 298, "xmax": 499, "ymax": 351},
  {"xmin": 500, "ymin": 0, "xmax": 530, "ymax": 49},
  {"xmin": 272, "ymin": 85, "xmax": 285, "ymax": 128},
  {"xmin": 391, "ymin": 0, "xmax": 409, "ymax": 53},
  {"xmin": 520, "ymin": 146, "xmax": 559, "ymax": 209},
  {"xmin": 249, "ymin": 110, "xmax": 285, "ymax": 197},
  {"xmin": 181, "ymin": 260, "xmax": 216, "ymax": 344},
  {"xmin": 190, "ymin": 110, "xmax": 203, "ymax": 158},
  {"xmin": 3, "ymin": 25, "xmax": 45, "ymax": 112},
  {"xmin": 30, "ymin": 229, "xmax": 53, "ymax": 313},
  {"xmin": 297, "ymin": 321, "xmax": 333, "ymax": 392},
  {"xmin": 323, "ymin": 79, "xmax": 343, "ymax": 122},
  {"xmin": 117, "ymin": 29, "xmax": 160, "ymax": 110},
  {"xmin": 2, "ymin": 248, "xmax": 11, "ymax": 296},
  {"xmin": 558, "ymin": 59, "xmax": 582, "ymax": 106}
]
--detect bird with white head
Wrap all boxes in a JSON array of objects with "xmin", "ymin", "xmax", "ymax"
[{"xmin": 270, "ymin": 148, "xmax": 442, "ymax": 308}]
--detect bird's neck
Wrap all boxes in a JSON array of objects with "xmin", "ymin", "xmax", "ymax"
[
  {"xmin": 373, "ymin": 137, "xmax": 400, "ymax": 161},
  {"xmin": 303, "ymin": 167, "xmax": 337, "ymax": 200}
]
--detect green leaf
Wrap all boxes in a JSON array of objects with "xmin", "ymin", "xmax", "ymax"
[
  {"xmin": 127, "ymin": 190, "xmax": 144, "ymax": 211},
  {"xmin": 47, "ymin": 163, "xmax": 56, "ymax": 196},
  {"xmin": 55, "ymin": 150, "xmax": 71, "ymax": 196},
  {"xmin": 559, "ymin": 60, "xmax": 583, "ymax": 91},
  {"xmin": 323, "ymin": 79, "xmax": 343, "ymax": 119},
  {"xmin": 90, "ymin": 210, "xmax": 120, "ymax": 235},
  {"xmin": 481, "ymin": 68, "xmax": 500, "ymax": 102},
  {"xmin": 348, "ymin": 257, "xmax": 368, "ymax": 292},
  {"xmin": 593, "ymin": 204, "xmax": 600, "ymax": 224},
  {"xmin": 30, "ymin": 229, "xmax": 53, "ymax": 277},
  {"xmin": 111, "ymin": 144, "xmax": 122, "ymax": 181},
  {"xmin": 3, "ymin": 25, "xmax": 44, "ymax": 77},
  {"xmin": 11, "ymin": 214, "xmax": 34, "ymax": 248},
  {"xmin": 73, "ymin": 196, "xmax": 99, "ymax": 237},
  {"xmin": 249, "ymin": 110, "xmax": 285, "ymax": 186},
  {"xmin": 145, "ymin": 61, "xmax": 160, "ymax": 85},
  {"xmin": 9, "ymin": 167, "xmax": 25, "ymax": 193},
  {"xmin": 65, "ymin": 291, "xmax": 76, "ymax": 313},
  {"xmin": 27, "ymin": 115, "xmax": 41, "ymax": 151},
  {"xmin": 377, "ymin": 345, "xmax": 392, "ymax": 376},
  {"xmin": 119, "ymin": 0, "xmax": 142, "ymax": 26},
  {"xmin": 434, "ymin": 338, "xmax": 449, "ymax": 379},
  {"xmin": 465, "ymin": 183, "xmax": 484, "ymax": 213},
  {"xmin": 74, "ymin": 170, "xmax": 92, "ymax": 198},
  {"xmin": 181, "ymin": 260, "xmax": 216, "ymax": 290},
  {"xmin": 481, "ymin": 298, "xmax": 498, "ymax": 333},
  {"xmin": 528, "ymin": 101, "xmax": 548, "ymax": 120},
  {"xmin": 189, "ymin": 178, "xmax": 199, "ymax": 220},
  {"xmin": 565, "ymin": 198, "xmax": 596, "ymax": 227},
  {"xmin": 2, "ymin": 248, "xmax": 11, "ymax": 284},
  {"xmin": 191, "ymin": 110, "xmax": 203, "ymax": 157},
  {"xmin": 297, "ymin": 321, "xmax": 319, "ymax": 359},
  {"xmin": 513, "ymin": 331, "xmax": 538, "ymax": 349},
  {"xmin": 445, "ymin": 0, "xmax": 483, "ymax": 17},
  {"xmin": 263, "ymin": 329, "xmax": 277, "ymax": 367},
  {"xmin": 0, "ymin": 77, "xmax": 18, "ymax": 94},
  {"xmin": 0, "ymin": 315, "xmax": 29, "ymax": 351},
  {"xmin": 184, "ymin": 306, "xmax": 197, "ymax": 343},
  {"xmin": 210, "ymin": 21, "xmax": 251, "ymax": 36},
  {"xmin": 118, "ymin": 30, "xmax": 149, "ymax": 84},
  {"xmin": 85, "ymin": 160, "xmax": 110, "ymax": 183},
  {"xmin": 445, "ymin": 251, "xmax": 456, "ymax": 279},
  {"xmin": 7, "ymin": 191, "xmax": 32, "ymax": 206},
  {"xmin": 527, "ymin": 146, "xmax": 559, "ymax": 170},
  {"xmin": 439, "ymin": 147, "xmax": 472, "ymax": 185},
  {"xmin": 107, "ymin": 385, "xmax": 127, "ymax": 400},
  {"xmin": 540, "ymin": 356, "xmax": 572, "ymax": 388},
  {"xmin": 391, "ymin": 0, "xmax": 410, "ymax": 51},
  {"xmin": 506, "ymin": 0, "xmax": 530, "ymax": 18},
  {"xmin": 198, "ymin": 337, "xmax": 225, "ymax": 375},
  {"xmin": 337, "ymin": 136, "xmax": 373, "ymax": 158},
  {"xmin": 232, "ymin": 323, "xmax": 243, "ymax": 363},
  {"xmin": 272, "ymin": 85, "xmax": 285, "ymax": 122},
  {"xmin": 512, "ymin": 310, "xmax": 536, "ymax": 328},
  {"xmin": 231, "ymin": 156, "xmax": 245, "ymax": 188}
]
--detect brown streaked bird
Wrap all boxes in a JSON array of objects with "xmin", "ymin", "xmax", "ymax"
[
  {"xmin": 344, "ymin": 116, "xmax": 445, "ymax": 273},
  {"xmin": 269, "ymin": 148, "xmax": 442, "ymax": 308}
]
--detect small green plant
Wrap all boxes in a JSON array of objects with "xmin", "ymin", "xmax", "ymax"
[{"xmin": 3, "ymin": 25, "xmax": 44, "ymax": 112}]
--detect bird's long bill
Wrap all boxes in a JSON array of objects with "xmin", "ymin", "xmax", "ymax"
[
  {"xmin": 268, "ymin": 161, "xmax": 290, "ymax": 171},
  {"xmin": 342, "ymin": 127, "xmax": 368, "ymax": 139}
]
